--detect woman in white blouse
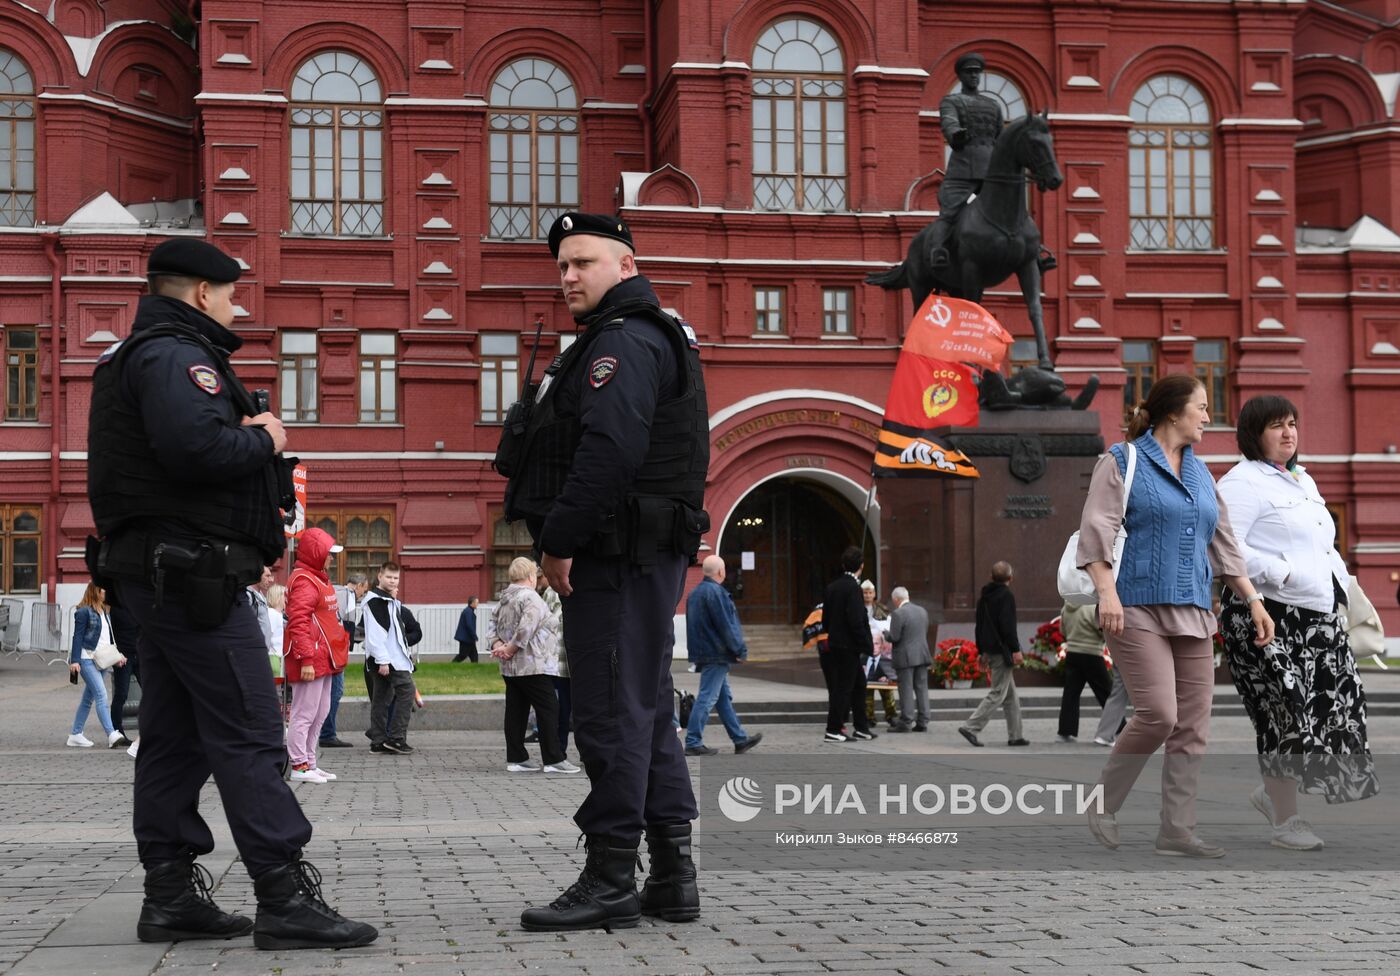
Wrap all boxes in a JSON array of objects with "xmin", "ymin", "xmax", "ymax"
[{"xmin": 1217, "ymin": 395, "xmax": 1377, "ymax": 853}]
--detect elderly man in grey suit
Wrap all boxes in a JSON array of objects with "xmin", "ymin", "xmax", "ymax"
[{"xmin": 887, "ymin": 587, "xmax": 931, "ymax": 732}]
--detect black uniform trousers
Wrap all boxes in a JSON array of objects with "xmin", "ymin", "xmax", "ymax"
[
  {"xmin": 562, "ymin": 550, "xmax": 697, "ymax": 844},
  {"xmin": 823, "ymin": 645, "xmax": 870, "ymax": 735},
  {"xmin": 116, "ymin": 580, "xmax": 311, "ymax": 878}
]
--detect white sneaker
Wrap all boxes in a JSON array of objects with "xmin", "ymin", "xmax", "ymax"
[
  {"xmin": 1056, "ymin": 734, "xmax": 1076, "ymax": 743},
  {"xmin": 543, "ymin": 760, "xmax": 580, "ymax": 774},
  {"xmin": 1248, "ymin": 784, "xmax": 1276, "ymax": 825},
  {"xmin": 290, "ymin": 768, "xmax": 328, "ymax": 783},
  {"xmin": 1092, "ymin": 736, "xmax": 1114, "ymax": 747},
  {"xmin": 66, "ymin": 734, "xmax": 94, "ymax": 748},
  {"xmin": 506, "ymin": 760, "xmax": 542, "ymax": 772},
  {"xmin": 1271, "ymin": 815, "xmax": 1324, "ymax": 851},
  {"xmin": 312, "ymin": 768, "xmax": 337, "ymax": 781},
  {"xmin": 107, "ymin": 730, "xmax": 126, "ymax": 747},
  {"xmin": 126, "ymin": 739, "xmax": 139, "ymax": 758}
]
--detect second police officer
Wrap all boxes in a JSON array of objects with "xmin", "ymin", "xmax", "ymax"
[
  {"xmin": 86, "ymin": 239, "xmax": 377, "ymax": 950},
  {"xmin": 500, "ymin": 212, "xmax": 710, "ymax": 931}
]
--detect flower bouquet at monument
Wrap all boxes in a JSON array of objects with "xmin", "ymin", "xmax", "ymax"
[
  {"xmin": 933, "ymin": 638, "xmax": 984, "ymax": 688},
  {"xmin": 1021, "ymin": 617, "xmax": 1067, "ymax": 677}
]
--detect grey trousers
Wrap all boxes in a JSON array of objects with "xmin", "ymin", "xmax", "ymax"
[
  {"xmin": 963, "ymin": 656, "xmax": 1023, "ymax": 739},
  {"xmin": 896, "ymin": 665, "xmax": 929, "ymax": 726},
  {"xmin": 1094, "ymin": 668, "xmax": 1131, "ymax": 742},
  {"xmin": 368, "ymin": 667, "xmax": 415, "ymax": 745}
]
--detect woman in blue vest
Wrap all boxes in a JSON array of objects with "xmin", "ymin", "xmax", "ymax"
[
  {"xmin": 1077, "ymin": 373, "xmax": 1274, "ymax": 857},
  {"xmin": 1217, "ymin": 395, "xmax": 1377, "ymax": 853}
]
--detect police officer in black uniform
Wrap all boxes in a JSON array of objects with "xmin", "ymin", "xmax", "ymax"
[
  {"xmin": 86, "ymin": 239, "xmax": 377, "ymax": 950},
  {"xmin": 501, "ymin": 213, "xmax": 709, "ymax": 932},
  {"xmin": 928, "ymin": 52, "xmax": 1005, "ymax": 270}
]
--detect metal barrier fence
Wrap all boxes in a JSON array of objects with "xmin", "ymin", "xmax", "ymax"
[
  {"xmin": 0, "ymin": 599, "xmax": 21, "ymax": 655},
  {"xmin": 27, "ymin": 602, "xmax": 67, "ymax": 661},
  {"xmin": 402, "ymin": 604, "xmax": 489, "ymax": 658}
]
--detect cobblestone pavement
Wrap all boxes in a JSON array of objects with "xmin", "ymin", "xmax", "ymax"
[{"xmin": 3, "ymin": 657, "xmax": 1399, "ymax": 975}]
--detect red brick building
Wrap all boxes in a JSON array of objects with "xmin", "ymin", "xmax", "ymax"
[{"xmin": 0, "ymin": 0, "xmax": 1396, "ymax": 630}]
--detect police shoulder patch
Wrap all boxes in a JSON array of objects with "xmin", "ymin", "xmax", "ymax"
[
  {"xmin": 188, "ymin": 364, "xmax": 222, "ymax": 396},
  {"xmin": 589, "ymin": 355, "xmax": 619, "ymax": 388},
  {"xmin": 681, "ymin": 322, "xmax": 700, "ymax": 350}
]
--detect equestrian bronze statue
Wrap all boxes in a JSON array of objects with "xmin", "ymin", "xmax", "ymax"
[{"xmin": 867, "ymin": 99, "xmax": 1097, "ymax": 409}]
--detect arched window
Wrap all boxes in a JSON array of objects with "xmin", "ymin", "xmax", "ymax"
[
  {"xmin": 1128, "ymin": 75, "xmax": 1213, "ymax": 250},
  {"xmin": 488, "ymin": 58, "xmax": 579, "ymax": 239},
  {"xmin": 751, "ymin": 18, "xmax": 846, "ymax": 211},
  {"xmin": 289, "ymin": 51, "xmax": 384, "ymax": 236},
  {"xmin": 0, "ymin": 50, "xmax": 36, "ymax": 227}
]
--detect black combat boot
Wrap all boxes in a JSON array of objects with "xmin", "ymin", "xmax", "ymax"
[
  {"xmin": 252, "ymin": 857, "xmax": 379, "ymax": 950},
  {"xmin": 136, "ymin": 857, "xmax": 253, "ymax": 943},
  {"xmin": 639, "ymin": 822, "xmax": 700, "ymax": 922},
  {"xmin": 520, "ymin": 835, "xmax": 641, "ymax": 932}
]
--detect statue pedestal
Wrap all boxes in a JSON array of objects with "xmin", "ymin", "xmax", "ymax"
[{"xmin": 878, "ymin": 411, "xmax": 1105, "ymax": 646}]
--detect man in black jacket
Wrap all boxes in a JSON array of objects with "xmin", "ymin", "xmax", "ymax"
[
  {"xmin": 821, "ymin": 546, "xmax": 877, "ymax": 743},
  {"xmin": 959, "ymin": 561, "xmax": 1028, "ymax": 747}
]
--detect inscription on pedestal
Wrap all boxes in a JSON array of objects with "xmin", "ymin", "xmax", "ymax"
[{"xmin": 999, "ymin": 494, "xmax": 1053, "ymax": 519}]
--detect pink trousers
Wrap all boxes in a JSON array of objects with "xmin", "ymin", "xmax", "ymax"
[
  {"xmin": 287, "ymin": 675, "xmax": 332, "ymax": 769},
  {"xmin": 1098, "ymin": 628, "xmax": 1214, "ymax": 839}
]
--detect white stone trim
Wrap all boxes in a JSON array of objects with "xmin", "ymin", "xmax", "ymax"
[
  {"xmin": 670, "ymin": 61, "xmax": 750, "ymax": 71},
  {"xmin": 852, "ymin": 65, "xmax": 929, "ymax": 77},
  {"xmin": 1296, "ymin": 125, "xmax": 1400, "ymax": 148},
  {"xmin": 1218, "ymin": 117, "xmax": 1304, "ymax": 127},
  {"xmin": 38, "ymin": 92, "xmax": 192, "ymax": 129},
  {"xmin": 195, "ymin": 92, "xmax": 289, "ymax": 103}
]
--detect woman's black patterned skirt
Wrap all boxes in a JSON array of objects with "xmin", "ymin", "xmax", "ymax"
[{"xmin": 1221, "ymin": 589, "xmax": 1378, "ymax": 804}]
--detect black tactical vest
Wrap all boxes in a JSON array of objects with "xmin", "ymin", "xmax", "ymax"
[
  {"xmin": 503, "ymin": 302, "xmax": 709, "ymax": 556},
  {"xmin": 87, "ymin": 325, "xmax": 286, "ymax": 562}
]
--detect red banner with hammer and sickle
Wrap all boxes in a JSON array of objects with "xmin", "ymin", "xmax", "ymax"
[{"xmin": 871, "ymin": 297, "xmax": 1012, "ymax": 479}]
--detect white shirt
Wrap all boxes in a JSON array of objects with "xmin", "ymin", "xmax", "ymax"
[{"xmin": 1216, "ymin": 459, "xmax": 1350, "ymax": 613}]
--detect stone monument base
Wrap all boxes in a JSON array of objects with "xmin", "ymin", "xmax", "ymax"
[{"xmin": 878, "ymin": 411, "xmax": 1105, "ymax": 648}]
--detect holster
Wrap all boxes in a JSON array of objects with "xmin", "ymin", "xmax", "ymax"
[
  {"xmin": 624, "ymin": 497, "xmax": 711, "ymax": 570},
  {"xmin": 87, "ymin": 532, "xmax": 265, "ymax": 629}
]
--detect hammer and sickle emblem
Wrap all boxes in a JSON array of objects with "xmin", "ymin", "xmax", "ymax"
[{"xmin": 925, "ymin": 300, "xmax": 953, "ymax": 328}]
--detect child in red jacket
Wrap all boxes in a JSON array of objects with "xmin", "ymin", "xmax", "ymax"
[{"xmin": 284, "ymin": 528, "xmax": 350, "ymax": 783}]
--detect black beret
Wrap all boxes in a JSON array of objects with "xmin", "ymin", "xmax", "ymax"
[
  {"xmin": 147, "ymin": 238, "xmax": 242, "ymax": 284},
  {"xmin": 547, "ymin": 212, "xmax": 634, "ymax": 258},
  {"xmin": 955, "ymin": 52, "xmax": 986, "ymax": 72}
]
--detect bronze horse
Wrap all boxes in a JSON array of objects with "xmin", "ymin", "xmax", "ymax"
[{"xmin": 867, "ymin": 112, "xmax": 1064, "ymax": 371}]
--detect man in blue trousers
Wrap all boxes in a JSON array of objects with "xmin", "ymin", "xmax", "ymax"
[{"xmin": 683, "ymin": 555, "xmax": 762, "ymax": 757}]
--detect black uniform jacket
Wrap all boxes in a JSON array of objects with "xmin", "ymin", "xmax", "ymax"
[
  {"xmin": 93, "ymin": 294, "xmax": 278, "ymax": 550},
  {"xmin": 538, "ymin": 275, "xmax": 680, "ymax": 559}
]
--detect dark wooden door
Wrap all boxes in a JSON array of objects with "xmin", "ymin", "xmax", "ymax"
[{"xmin": 719, "ymin": 478, "xmax": 868, "ymax": 625}]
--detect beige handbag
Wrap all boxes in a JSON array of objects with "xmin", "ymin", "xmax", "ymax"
[
  {"xmin": 1345, "ymin": 578, "xmax": 1386, "ymax": 659},
  {"xmin": 90, "ymin": 611, "xmax": 121, "ymax": 669},
  {"xmin": 91, "ymin": 642, "xmax": 122, "ymax": 669}
]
